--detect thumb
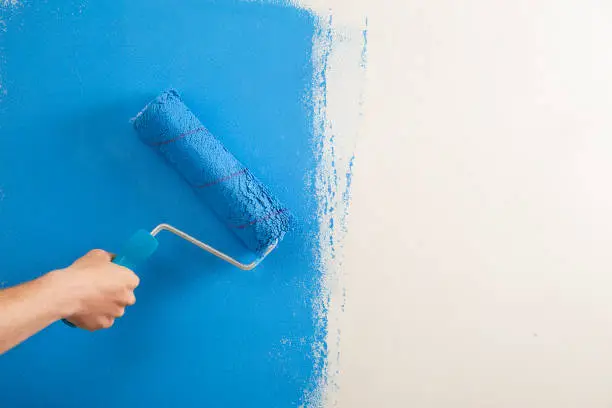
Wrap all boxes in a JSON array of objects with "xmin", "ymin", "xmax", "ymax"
[{"xmin": 73, "ymin": 249, "xmax": 113, "ymax": 266}]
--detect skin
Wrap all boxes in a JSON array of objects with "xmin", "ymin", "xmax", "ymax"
[{"xmin": 0, "ymin": 249, "xmax": 139, "ymax": 354}]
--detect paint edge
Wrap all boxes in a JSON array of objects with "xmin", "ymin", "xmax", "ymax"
[{"xmin": 299, "ymin": 9, "xmax": 369, "ymax": 408}]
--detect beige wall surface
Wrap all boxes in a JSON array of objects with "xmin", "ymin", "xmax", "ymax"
[{"xmin": 301, "ymin": 0, "xmax": 612, "ymax": 406}]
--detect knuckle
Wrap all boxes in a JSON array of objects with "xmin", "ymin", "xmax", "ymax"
[
  {"xmin": 87, "ymin": 249, "xmax": 111, "ymax": 262},
  {"xmin": 88, "ymin": 249, "xmax": 108, "ymax": 258},
  {"xmin": 116, "ymin": 268, "xmax": 139, "ymax": 287},
  {"xmin": 99, "ymin": 317, "xmax": 114, "ymax": 329},
  {"xmin": 122, "ymin": 290, "xmax": 136, "ymax": 306}
]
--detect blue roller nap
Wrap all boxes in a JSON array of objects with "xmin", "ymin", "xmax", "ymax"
[{"xmin": 133, "ymin": 90, "xmax": 291, "ymax": 254}]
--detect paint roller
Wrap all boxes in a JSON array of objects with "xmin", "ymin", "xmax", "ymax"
[{"xmin": 63, "ymin": 89, "xmax": 291, "ymax": 327}]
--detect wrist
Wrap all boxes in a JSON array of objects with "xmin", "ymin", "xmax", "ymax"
[{"xmin": 38, "ymin": 270, "xmax": 81, "ymax": 320}]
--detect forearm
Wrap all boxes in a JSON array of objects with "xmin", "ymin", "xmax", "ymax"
[{"xmin": 0, "ymin": 272, "xmax": 71, "ymax": 354}]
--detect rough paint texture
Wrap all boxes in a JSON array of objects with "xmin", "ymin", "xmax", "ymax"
[
  {"xmin": 133, "ymin": 90, "xmax": 292, "ymax": 254},
  {"xmin": 302, "ymin": 10, "xmax": 369, "ymax": 406}
]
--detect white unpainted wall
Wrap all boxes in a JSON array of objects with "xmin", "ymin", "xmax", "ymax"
[{"xmin": 300, "ymin": 0, "xmax": 612, "ymax": 406}]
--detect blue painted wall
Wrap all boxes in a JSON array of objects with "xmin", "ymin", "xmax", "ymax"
[{"xmin": 0, "ymin": 1, "xmax": 321, "ymax": 406}]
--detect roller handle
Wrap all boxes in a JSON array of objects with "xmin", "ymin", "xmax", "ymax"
[{"xmin": 62, "ymin": 230, "xmax": 159, "ymax": 328}]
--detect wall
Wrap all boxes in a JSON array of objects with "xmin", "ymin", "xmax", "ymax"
[
  {"xmin": 317, "ymin": 0, "xmax": 612, "ymax": 407},
  {"xmin": 3, "ymin": 0, "xmax": 612, "ymax": 407}
]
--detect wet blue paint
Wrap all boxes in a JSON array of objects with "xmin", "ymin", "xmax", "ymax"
[{"xmin": 0, "ymin": 1, "xmax": 321, "ymax": 407}]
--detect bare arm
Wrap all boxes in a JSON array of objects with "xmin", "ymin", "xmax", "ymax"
[
  {"xmin": 0, "ymin": 249, "xmax": 140, "ymax": 354},
  {"xmin": 0, "ymin": 274, "xmax": 67, "ymax": 354}
]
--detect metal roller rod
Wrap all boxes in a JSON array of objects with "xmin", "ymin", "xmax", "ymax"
[{"xmin": 150, "ymin": 223, "xmax": 277, "ymax": 271}]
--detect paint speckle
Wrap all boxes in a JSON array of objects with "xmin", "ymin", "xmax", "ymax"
[
  {"xmin": 74, "ymin": 1, "xmax": 87, "ymax": 15},
  {"xmin": 0, "ymin": 0, "xmax": 20, "ymax": 101},
  {"xmin": 361, "ymin": 18, "xmax": 368, "ymax": 69},
  {"xmin": 1, "ymin": 0, "xmax": 20, "ymax": 12}
]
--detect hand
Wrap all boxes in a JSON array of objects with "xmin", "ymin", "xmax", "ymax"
[{"xmin": 50, "ymin": 249, "xmax": 140, "ymax": 331}]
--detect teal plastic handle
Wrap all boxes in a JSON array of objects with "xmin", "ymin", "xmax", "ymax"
[
  {"xmin": 62, "ymin": 230, "xmax": 159, "ymax": 328},
  {"xmin": 111, "ymin": 229, "xmax": 159, "ymax": 270}
]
